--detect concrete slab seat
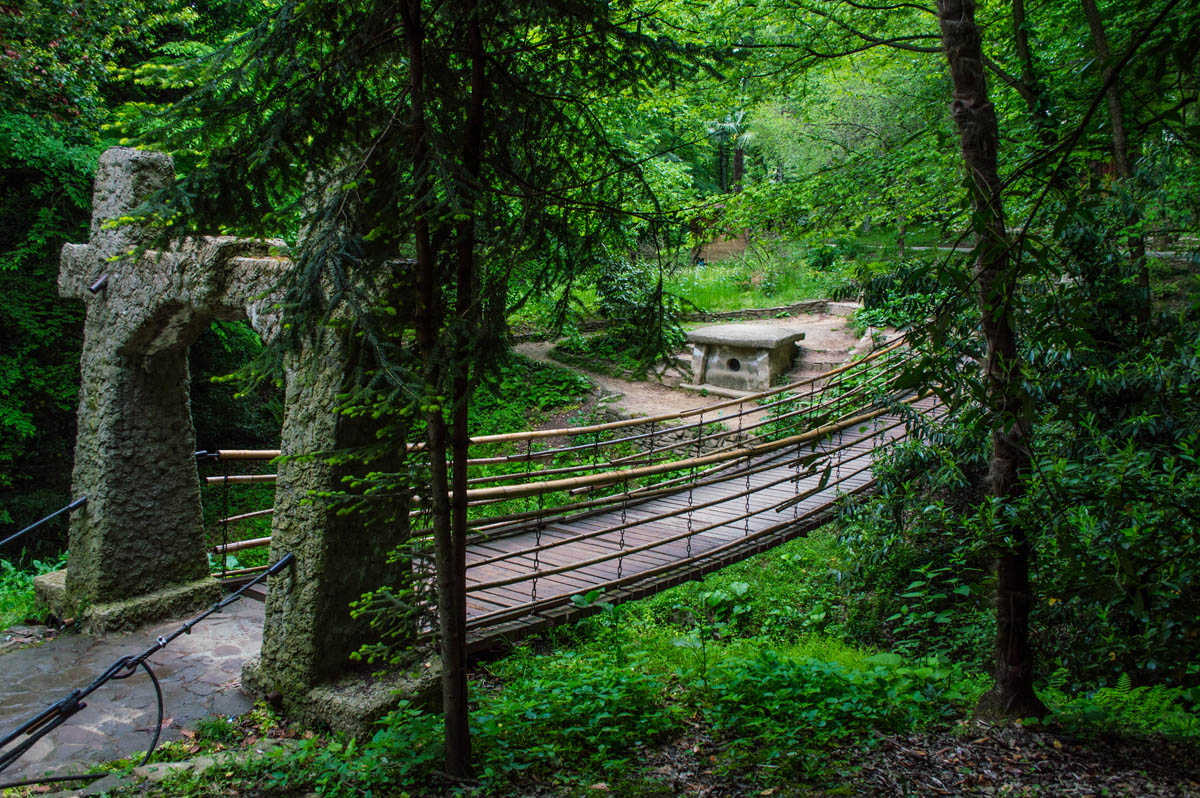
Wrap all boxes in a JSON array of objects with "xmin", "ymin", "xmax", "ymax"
[{"xmin": 683, "ymin": 323, "xmax": 806, "ymax": 395}]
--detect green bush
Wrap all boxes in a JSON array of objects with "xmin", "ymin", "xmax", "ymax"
[
  {"xmin": 473, "ymin": 653, "xmax": 677, "ymax": 779},
  {"xmin": 834, "ymin": 315, "xmax": 1200, "ymax": 688},
  {"xmin": 0, "ymin": 552, "xmax": 66, "ymax": 628},
  {"xmin": 702, "ymin": 650, "xmax": 972, "ymax": 777}
]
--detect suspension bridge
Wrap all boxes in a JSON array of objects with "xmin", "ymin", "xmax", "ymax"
[
  {"xmin": 1, "ymin": 336, "xmax": 943, "ymax": 786},
  {"xmin": 203, "ymin": 338, "xmax": 941, "ymax": 651}
]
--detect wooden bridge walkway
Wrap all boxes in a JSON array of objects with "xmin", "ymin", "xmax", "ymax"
[
  {"xmin": 459, "ymin": 393, "xmax": 940, "ymax": 651},
  {"xmin": 206, "ymin": 341, "xmax": 941, "ymax": 652}
]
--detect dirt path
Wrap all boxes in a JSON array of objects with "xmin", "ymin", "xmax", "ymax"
[{"xmin": 515, "ymin": 312, "xmax": 877, "ymax": 428}]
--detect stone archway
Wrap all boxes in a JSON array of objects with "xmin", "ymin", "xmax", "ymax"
[
  {"xmin": 39, "ymin": 148, "xmax": 418, "ymax": 726},
  {"xmin": 37, "ymin": 148, "xmax": 289, "ymax": 630}
]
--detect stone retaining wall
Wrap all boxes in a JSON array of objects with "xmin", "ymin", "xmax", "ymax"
[{"xmin": 511, "ymin": 299, "xmax": 833, "ymax": 343}]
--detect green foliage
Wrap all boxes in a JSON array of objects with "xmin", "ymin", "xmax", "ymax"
[
  {"xmin": 471, "ymin": 355, "xmax": 592, "ymax": 434},
  {"xmin": 702, "ymin": 650, "xmax": 969, "ymax": 776},
  {"xmin": 0, "ymin": 116, "xmax": 94, "ymax": 532},
  {"xmin": 260, "ymin": 702, "xmax": 442, "ymax": 797},
  {"xmin": 191, "ymin": 715, "xmax": 237, "ymax": 744},
  {"xmin": 665, "ymin": 243, "xmax": 856, "ymax": 311},
  {"xmin": 472, "ymin": 654, "xmax": 675, "ymax": 780},
  {"xmin": 836, "ymin": 313, "xmax": 1200, "ymax": 685},
  {"xmin": 553, "ymin": 324, "xmax": 682, "ymax": 381},
  {"xmin": 189, "ymin": 320, "xmax": 284, "ymax": 450},
  {"xmin": 852, "ymin": 254, "xmax": 965, "ymax": 331},
  {"xmin": 1043, "ymin": 671, "xmax": 1200, "ymax": 739},
  {"xmin": 0, "ymin": 551, "xmax": 67, "ymax": 628},
  {"xmin": 231, "ymin": 659, "xmax": 674, "ymax": 796}
]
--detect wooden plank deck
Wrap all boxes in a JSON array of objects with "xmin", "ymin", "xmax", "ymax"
[{"xmin": 464, "ymin": 398, "xmax": 938, "ymax": 651}]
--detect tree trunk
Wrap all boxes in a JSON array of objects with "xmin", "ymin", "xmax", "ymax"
[
  {"xmin": 936, "ymin": 0, "xmax": 1046, "ymax": 719},
  {"xmin": 732, "ymin": 146, "xmax": 745, "ymax": 192},
  {"xmin": 717, "ymin": 142, "xmax": 728, "ymax": 192},
  {"xmin": 401, "ymin": 0, "xmax": 472, "ymax": 777},
  {"xmin": 444, "ymin": 0, "xmax": 486, "ymax": 779},
  {"xmin": 1011, "ymin": 0, "xmax": 1056, "ymax": 148},
  {"xmin": 1080, "ymin": 0, "xmax": 1151, "ymax": 331}
]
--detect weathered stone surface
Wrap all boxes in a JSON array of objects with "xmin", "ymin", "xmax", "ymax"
[
  {"xmin": 244, "ymin": 654, "xmax": 440, "ymax": 739},
  {"xmin": 57, "ymin": 147, "xmax": 290, "ymax": 620},
  {"xmin": 36, "ymin": 570, "xmax": 221, "ymax": 635},
  {"xmin": 56, "ymin": 146, "xmax": 418, "ymax": 703},
  {"xmin": 686, "ymin": 322, "xmax": 806, "ymax": 349},
  {"xmin": 685, "ymin": 322, "xmax": 806, "ymax": 392},
  {"xmin": 251, "ymin": 321, "xmax": 414, "ymax": 697}
]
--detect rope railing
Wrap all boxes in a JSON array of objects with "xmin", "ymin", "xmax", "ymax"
[{"xmin": 467, "ymin": 430, "xmax": 886, "ymax": 571}]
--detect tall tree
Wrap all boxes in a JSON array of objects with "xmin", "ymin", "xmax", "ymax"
[
  {"xmin": 147, "ymin": 0, "xmax": 688, "ymax": 776},
  {"xmin": 935, "ymin": 0, "xmax": 1045, "ymax": 717},
  {"xmin": 1079, "ymin": 0, "xmax": 1151, "ymax": 330}
]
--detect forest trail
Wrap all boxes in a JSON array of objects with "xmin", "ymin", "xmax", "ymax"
[{"xmin": 514, "ymin": 311, "xmax": 871, "ymax": 424}]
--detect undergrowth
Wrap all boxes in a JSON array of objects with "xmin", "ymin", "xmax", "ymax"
[
  {"xmin": 665, "ymin": 243, "xmax": 857, "ymax": 312},
  {"xmin": 54, "ymin": 531, "xmax": 1200, "ymax": 798},
  {"xmin": 0, "ymin": 551, "xmax": 65, "ymax": 628}
]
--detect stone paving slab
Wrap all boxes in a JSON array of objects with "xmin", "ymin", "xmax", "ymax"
[{"xmin": 0, "ymin": 599, "xmax": 264, "ymax": 784}]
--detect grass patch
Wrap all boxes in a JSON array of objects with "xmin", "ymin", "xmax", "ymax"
[
  {"xmin": 666, "ymin": 244, "xmax": 857, "ymax": 312},
  {"xmin": 0, "ymin": 552, "xmax": 66, "ymax": 628}
]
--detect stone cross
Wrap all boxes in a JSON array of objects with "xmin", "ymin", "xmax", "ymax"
[{"xmin": 45, "ymin": 148, "xmax": 289, "ymax": 630}]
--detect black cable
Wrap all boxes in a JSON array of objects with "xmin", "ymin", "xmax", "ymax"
[
  {"xmin": 0, "ymin": 661, "xmax": 165, "ymax": 791},
  {"xmin": 0, "ymin": 496, "xmax": 87, "ymax": 551},
  {"xmin": 0, "ymin": 552, "xmax": 293, "ymax": 790}
]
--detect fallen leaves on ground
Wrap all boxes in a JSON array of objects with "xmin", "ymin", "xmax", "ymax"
[{"xmin": 848, "ymin": 720, "xmax": 1200, "ymax": 797}]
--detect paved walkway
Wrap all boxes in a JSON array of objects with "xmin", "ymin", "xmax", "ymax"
[{"xmin": 0, "ymin": 599, "xmax": 264, "ymax": 784}]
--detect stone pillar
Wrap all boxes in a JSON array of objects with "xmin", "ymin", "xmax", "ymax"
[
  {"xmin": 38, "ymin": 148, "xmax": 288, "ymax": 631},
  {"xmin": 247, "ymin": 326, "xmax": 413, "ymax": 702}
]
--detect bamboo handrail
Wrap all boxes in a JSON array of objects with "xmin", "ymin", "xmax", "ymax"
[
  {"xmin": 462, "ymin": 344, "xmax": 910, "ymax": 466},
  {"xmin": 218, "ymin": 563, "xmax": 270, "ymax": 577},
  {"xmin": 215, "ymin": 449, "xmax": 281, "ymax": 460},
  {"xmin": 467, "ymin": 431, "xmax": 886, "ymax": 571},
  {"xmin": 463, "ymin": 395, "xmax": 923, "ymax": 504},
  {"xmin": 462, "ymin": 338, "xmax": 907, "ymax": 447},
  {"xmin": 205, "ymin": 474, "xmax": 277, "ymax": 485},
  {"xmin": 218, "ymin": 508, "xmax": 274, "ymax": 524},
  {"xmin": 200, "ymin": 341, "xmax": 907, "ymax": 472},
  {"xmin": 213, "ymin": 536, "xmax": 271, "ymax": 555},
  {"xmin": 464, "ymin": 355, "xmax": 907, "ymax": 486}
]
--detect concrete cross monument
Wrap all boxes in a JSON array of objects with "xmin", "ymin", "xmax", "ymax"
[{"xmin": 37, "ymin": 147, "xmax": 289, "ymax": 631}]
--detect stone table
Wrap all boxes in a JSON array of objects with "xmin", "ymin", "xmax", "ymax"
[{"xmin": 683, "ymin": 323, "xmax": 806, "ymax": 394}]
